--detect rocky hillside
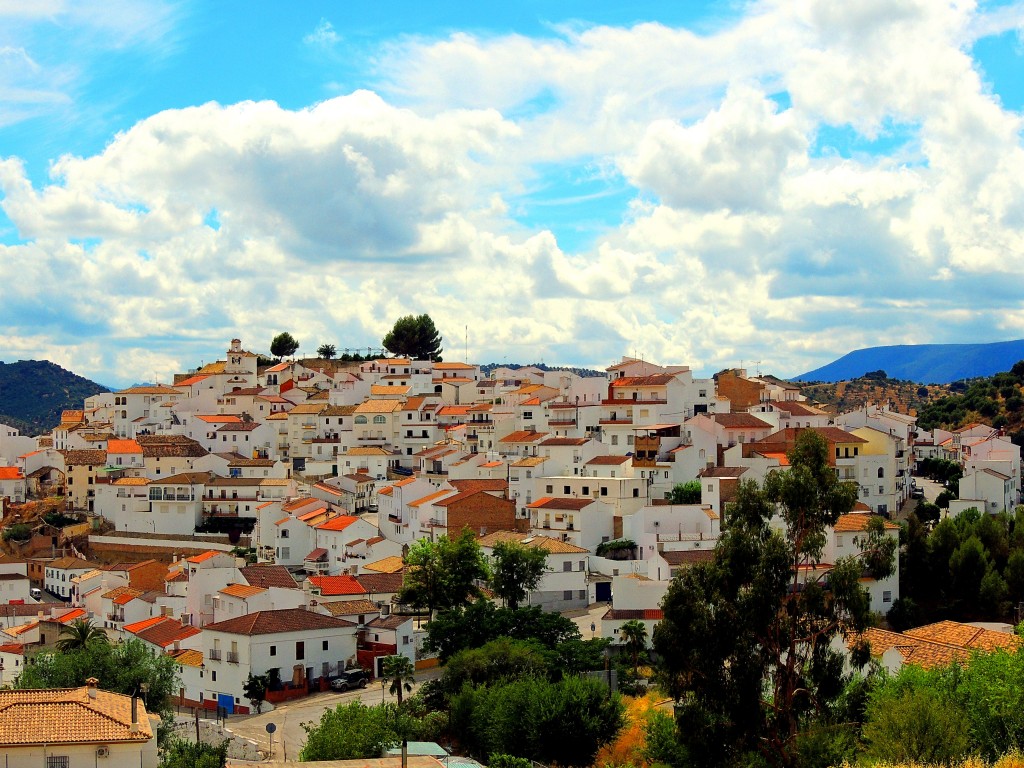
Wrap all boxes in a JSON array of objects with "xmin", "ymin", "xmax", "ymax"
[{"xmin": 799, "ymin": 371, "xmax": 951, "ymax": 415}]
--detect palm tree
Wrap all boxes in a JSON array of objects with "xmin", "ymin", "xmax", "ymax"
[
  {"xmin": 380, "ymin": 654, "xmax": 415, "ymax": 706},
  {"xmin": 56, "ymin": 618, "xmax": 109, "ymax": 652},
  {"xmin": 619, "ymin": 619, "xmax": 648, "ymax": 674}
]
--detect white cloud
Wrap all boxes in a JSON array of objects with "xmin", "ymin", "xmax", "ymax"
[
  {"xmin": 3, "ymin": 0, "xmax": 1024, "ymax": 384},
  {"xmin": 304, "ymin": 19, "xmax": 340, "ymax": 47}
]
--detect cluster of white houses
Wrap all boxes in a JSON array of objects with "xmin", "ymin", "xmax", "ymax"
[{"xmin": 0, "ymin": 339, "xmax": 1019, "ymax": 709}]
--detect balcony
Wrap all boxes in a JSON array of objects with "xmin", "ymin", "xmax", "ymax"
[
  {"xmin": 549, "ymin": 420, "xmax": 576, "ymax": 427},
  {"xmin": 599, "ymin": 419, "xmax": 633, "ymax": 425},
  {"xmin": 601, "ymin": 398, "xmax": 667, "ymax": 405},
  {"xmin": 208, "ymin": 649, "xmax": 222, "ymax": 661},
  {"xmin": 226, "ymin": 651, "xmax": 239, "ymax": 663}
]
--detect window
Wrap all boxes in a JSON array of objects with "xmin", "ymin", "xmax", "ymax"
[
  {"xmin": 280, "ymin": 529, "xmax": 289, "ymax": 539},
  {"xmin": 578, "ymin": 560, "xmax": 585, "ymax": 571},
  {"xmin": 212, "ymin": 671, "xmax": 217, "ymax": 681},
  {"xmin": 600, "ymin": 487, "xmax": 608, "ymax": 496},
  {"xmin": 270, "ymin": 645, "xmax": 277, "ymax": 656},
  {"xmin": 581, "ymin": 486, "xmax": 589, "ymax": 495},
  {"xmin": 546, "ymin": 485, "xmax": 553, "ymax": 493},
  {"xmin": 563, "ymin": 485, "xmax": 571, "ymax": 494},
  {"xmin": 373, "ymin": 415, "xmax": 386, "ymax": 424},
  {"xmin": 882, "ymin": 590, "xmax": 892, "ymax": 603},
  {"xmin": 296, "ymin": 641, "xmax": 305, "ymax": 660},
  {"xmin": 355, "ymin": 416, "xmax": 367, "ymax": 424},
  {"xmin": 322, "ymin": 640, "xmax": 329, "ymax": 651},
  {"xmin": 280, "ymin": 547, "xmax": 290, "ymax": 559},
  {"xmin": 627, "ymin": 435, "xmax": 634, "ymax": 445},
  {"xmin": 564, "ymin": 590, "xmax": 573, "ymax": 601},
  {"xmin": 523, "ymin": 411, "xmax": 533, "ymax": 420},
  {"xmin": 878, "ymin": 485, "xmax": 884, "ymax": 494},
  {"xmin": 46, "ymin": 757, "xmax": 70, "ymax": 768},
  {"xmin": 632, "ymin": 488, "xmax": 639, "ymax": 497},
  {"xmin": 563, "ymin": 561, "xmax": 572, "ymax": 572},
  {"xmin": 611, "ymin": 435, "xmax": 619, "ymax": 446},
  {"xmin": 877, "ymin": 467, "xmax": 885, "ymax": 478}
]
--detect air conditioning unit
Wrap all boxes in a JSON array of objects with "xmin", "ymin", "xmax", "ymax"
[{"xmin": 96, "ymin": 747, "xmax": 110, "ymax": 758}]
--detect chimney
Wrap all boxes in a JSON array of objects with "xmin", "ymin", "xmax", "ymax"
[
  {"xmin": 130, "ymin": 693, "xmax": 139, "ymax": 732},
  {"xmin": 86, "ymin": 677, "xmax": 98, "ymax": 699}
]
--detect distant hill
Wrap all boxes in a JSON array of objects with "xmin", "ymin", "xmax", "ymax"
[
  {"xmin": 795, "ymin": 340, "xmax": 1024, "ymax": 384},
  {"xmin": 479, "ymin": 362, "xmax": 606, "ymax": 378},
  {"xmin": 0, "ymin": 360, "xmax": 109, "ymax": 436}
]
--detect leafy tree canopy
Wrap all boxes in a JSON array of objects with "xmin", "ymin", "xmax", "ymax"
[
  {"xmin": 668, "ymin": 479, "xmax": 702, "ymax": 504},
  {"xmin": 270, "ymin": 331, "xmax": 299, "ymax": 359},
  {"xmin": 316, "ymin": 343, "xmax": 336, "ymax": 359},
  {"xmin": 160, "ymin": 739, "xmax": 228, "ymax": 768},
  {"xmin": 489, "ymin": 540, "xmax": 549, "ymax": 610},
  {"xmin": 301, "ymin": 701, "xmax": 413, "ymax": 761},
  {"xmin": 652, "ymin": 430, "xmax": 895, "ymax": 768},
  {"xmin": 56, "ymin": 618, "xmax": 109, "ymax": 652},
  {"xmin": 382, "ymin": 314, "xmax": 443, "ymax": 361},
  {"xmin": 398, "ymin": 528, "xmax": 489, "ymax": 619}
]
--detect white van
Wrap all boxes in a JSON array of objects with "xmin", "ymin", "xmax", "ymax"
[{"xmin": 30, "ymin": 587, "xmax": 42, "ymax": 600}]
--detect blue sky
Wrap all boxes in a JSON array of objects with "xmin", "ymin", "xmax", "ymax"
[{"xmin": 1, "ymin": 0, "xmax": 1024, "ymax": 386}]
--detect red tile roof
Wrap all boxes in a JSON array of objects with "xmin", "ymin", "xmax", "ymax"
[
  {"xmin": 309, "ymin": 575, "xmax": 367, "ymax": 596},
  {"xmin": 205, "ymin": 607, "xmax": 355, "ymax": 635}
]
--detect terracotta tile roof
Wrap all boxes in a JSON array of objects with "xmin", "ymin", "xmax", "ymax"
[
  {"xmin": 699, "ymin": 466, "xmax": 748, "ymax": 478},
  {"xmin": 603, "ymin": 608, "xmax": 664, "ymax": 620},
  {"xmin": 309, "ymin": 575, "xmax": 367, "ymax": 596},
  {"xmin": 477, "ymin": 530, "xmax": 589, "ymax": 554},
  {"xmin": 317, "ymin": 515, "xmax": 361, "ymax": 532},
  {"xmin": 0, "ymin": 685, "xmax": 154, "ymax": 745},
  {"xmin": 586, "ymin": 455, "xmax": 630, "ymax": 466},
  {"xmin": 712, "ymin": 413, "xmax": 773, "ymax": 429},
  {"xmin": 165, "ymin": 570, "xmax": 187, "ymax": 583},
  {"xmin": 106, "ymin": 439, "xmax": 143, "ymax": 454},
  {"xmin": 136, "ymin": 435, "xmax": 207, "ymax": 458},
  {"xmin": 661, "ymin": 549, "xmax": 716, "ymax": 567},
  {"xmin": 168, "ymin": 648, "xmax": 204, "ymax": 667},
  {"xmin": 61, "ymin": 449, "xmax": 108, "ymax": 466},
  {"xmin": 833, "ymin": 514, "xmax": 899, "ymax": 532},
  {"xmin": 433, "ymin": 362, "xmax": 475, "ymax": 370},
  {"xmin": 527, "ymin": 497, "xmax": 593, "ymax": 510},
  {"xmin": 904, "ymin": 621, "xmax": 1021, "ymax": 651},
  {"xmin": 500, "ymin": 430, "xmax": 549, "ymax": 444},
  {"xmin": 367, "ymin": 614, "xmax": 410, "ymax": 630},
  {"xmin": 0, "ymin": 467, "xmax": 24, "ymax": 480},
  {"xmin": 305, "ymin": 547, "xmax": 328, "ymax": 562},
  {"xmin": 408, "ymin": 490, "xmax": 455, "ymax": 508},
  {"xmin": 49, "ymin": 556, "xmax": 98, "ymax": 570},
  {"xmin": 538, "ymin": 437, "xmax": 589, "ymax": 447},
  {"xmin": 134, "ymin": 618, "xmax": 200, "ymax": 648},
  {"xmin": 362, "ymin": 556, "xmax": 405, "ymax": 574},
  {"xmin": 112, "ymin": 477, "xmax": 150, "ymax": 486},
  {"xmin": 609, "ymin": 374, "xmax": 675, "ymax": 387},
  {"xmin": 354, "ymin": 400, "xmax": 402, "ymax": 414},
  {"xmin": 239, "ymin": 565, "xmax": 297, "ymax": 590},
  {"xmin": 186, "ymin": 551, "xmax": 224, "ymax": 564},
  {"xmin": 220, "ymin": 584, "xmax": 267, "ymax": 599},
  {"xmin": 345, "ymin": 446, "xmax": 395, "ymax": 456},
  {"xmin": 118, "ymin": 385, "xmax": 182, "ymax": 395},
  {"xmin": 319, "ymin": 599, "xmax": 380, "ymax": 617},
  {"xmin": 356, "ymin": 572, "xmax": 405, "ymax": 594},
  {"xmin": 511, "ymin": 456, "xmax": 548, "ymax": 467},
  {"xmin": 216, "ymin": 422, "xmax": 261, "ymax": 432},
  {"xmin": 175, "ymin": 374, "xmax": 210, "ymax": 387},
  {"xmin": 283, "ymin": 497, "xmax": 324, "ymax": 513},
  {"xmin": 123, "ymin": 616, "xmax": 166, "ymax": 634},
  {"xmin": 205, "ymin": 607, "xmax": 355, "ymax": 635}
]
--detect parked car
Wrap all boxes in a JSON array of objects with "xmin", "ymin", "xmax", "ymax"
[
  {"xmin": 331, "ymin": 668, "xmax": 371, "ymax": 691},
  {"xmin": 911, "ymin": 488, "xmax": 925, "ymax": 499}
]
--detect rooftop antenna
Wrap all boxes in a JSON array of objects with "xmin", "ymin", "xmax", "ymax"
[
  {"xmin": 752, "ymin": 360, "xmax": 762, "ymax": 377},
  {"xmin": 465, "ymin": 325, "xmax": 468, "ymax": 364}
]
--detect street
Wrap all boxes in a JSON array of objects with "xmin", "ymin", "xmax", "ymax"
[{"xmin": 220, "ymin": 667, "xmax": 442, "ymax": 763}]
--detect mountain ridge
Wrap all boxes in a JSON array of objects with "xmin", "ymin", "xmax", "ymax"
[
  {"xmin": 794, "ymin": 340, "xmax": 1024, "ymax": 384},
  {"xmin": 0, "ymin": 360, "xmax": 110, "ymax": 436}
]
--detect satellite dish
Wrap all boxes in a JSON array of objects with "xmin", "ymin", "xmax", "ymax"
[{"xmin": 266, "ymin": 723, "xmax": 277, "ymax": 734}]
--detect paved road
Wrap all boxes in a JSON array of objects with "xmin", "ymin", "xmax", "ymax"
[{"xmin": 222, "ymin": 667, "xmax": 442, "ymax": 762}]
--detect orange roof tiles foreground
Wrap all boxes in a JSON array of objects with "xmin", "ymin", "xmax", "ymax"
[
  {"xmin": 317, "ymin": 515, "xmax": 361, "ymax": 531},
  {"xmin": 0, "ymin": 685, "xmax": 154, "ymax": 746},
  {"xmin": 309, "ymin": 575, "xmax": 368, "ymax": 596}
]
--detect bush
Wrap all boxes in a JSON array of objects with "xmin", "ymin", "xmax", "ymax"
[
  {"xmin": 862, "ymin": 685, "xmax": 970, "ymax": 765},
  {"xmin": 160, "ymin": 739, "xmax": 228, "ymax": 768},
  {"xmin": 1, "ymin": 523, "xmax": 31, "ymax": 542}
]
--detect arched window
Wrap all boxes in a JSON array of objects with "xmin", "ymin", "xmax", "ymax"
[
  {"xmin": 877, "ymin": 467, "xmax": 884, "ymax": 478},
  {"xmin": 373, "ymin": 415, "xmax": 386, "ymax": 424},
  {"xmin": 354, "ymin": 415, "xmax": 368, "ymax": 424}
]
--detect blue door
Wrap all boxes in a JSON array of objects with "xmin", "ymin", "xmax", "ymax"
[{"xmin": 217, "ymin": 693, "xmax": 234, "ymax": 714}]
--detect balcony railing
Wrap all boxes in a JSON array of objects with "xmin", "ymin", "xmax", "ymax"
[
  {"xmin": 208, "ymin": 649, "xmax": 222, "ymax": 660},
  {"xmin": 226, "ymin": 651, "xmax": 239, "ymax": 663}
]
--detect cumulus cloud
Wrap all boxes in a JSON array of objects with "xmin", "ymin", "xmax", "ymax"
[{"xmin": 2, "ymin": 0, "xmax": 1024, "ymax": 384}]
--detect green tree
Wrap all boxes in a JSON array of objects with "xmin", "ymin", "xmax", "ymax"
[
  {"xmin": 269, "ymin": 332, "xmax": 299, "ymax": 359},
  {"xmin": 382, "ymin": 314, "xmax": 443, "ymax": 361},
  {"xmin": 425, "ymin": 600, "xmax": 583, "ymax": 662},
  {"xmin": 399, "ymin": 528, "xmax": 489, "ymax": 619},
  {"xmin": 449, "ymin": 675, "xmax": 623, "ymax": 766},
  {"xmin": 653, "ymin": 430, "xmax": 896, "ymax": 768},
  {"xmin": 160, "ymin": 739, "xmax": 228, "ymax": 768},
  {"xmin": 56, "ymin": 618, "xmax": 109, "ymax": 652},
  {"xmin": 380, "ymin": 654, "xmax": 415, "ymax": 706},
  {"xmin": 435, "ymin": 638, "xmax": 550, "ymax": 702},
  {"xmin": 316, "ymin": 343, "xmax": 336, "ymax": 359},
  {"xmin": 668, "ymin": 479, "xmax": 702, "ymax": 504},
  {"xmin": 490, "ymin": 539, "xmax": 548, "ymax": 610},
  {"xmin": 862, "ymin": 685, "xmax": 969, "ymax": 765},
  {"xmin": 300, "ymin": 701, "xmax": 410, "ymax": 761},
  {"xmin": 488, "ymin": 755, "xmax": 533, "ymax": 768},
  {"xmin": 242, "ymin": 673, "xmax": 268, "ymax": 714},
  {"xmin": 619, "ymin": 619, "xmax": 648, "ymax": 674}
]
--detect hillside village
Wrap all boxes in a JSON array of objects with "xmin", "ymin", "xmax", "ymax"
[{"xmin": 0, "ymin": 337, "xmax": 1020, "ymax": 722}]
